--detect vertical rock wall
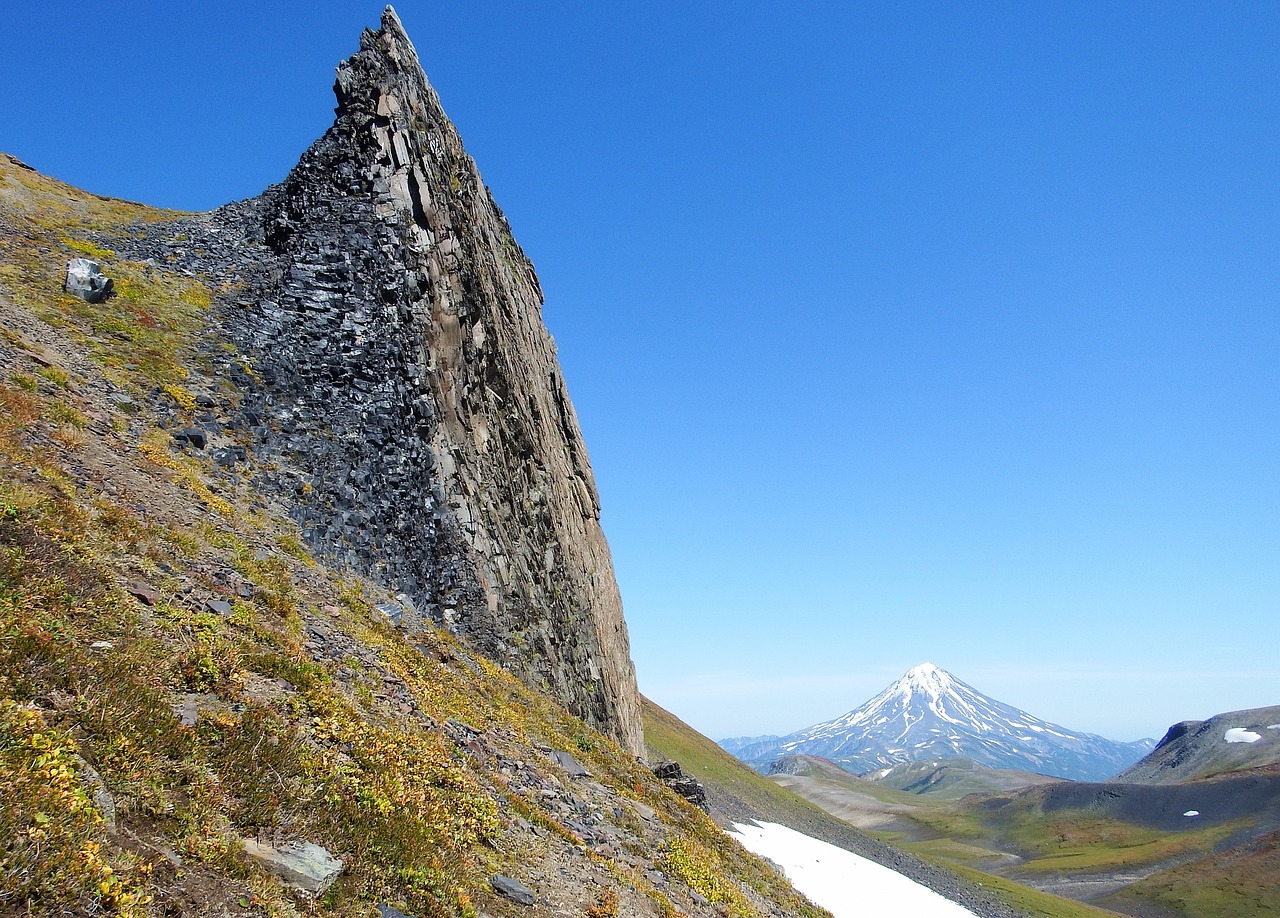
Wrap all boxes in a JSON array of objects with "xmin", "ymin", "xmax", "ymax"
[{"xmin": 220, "ymin": 8, "xmax": 641, "ymax": 753}]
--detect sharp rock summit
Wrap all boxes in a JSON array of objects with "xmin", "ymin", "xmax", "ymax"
[{"xmin": 106, "ymin": 7, "xmax": 643, "ymax": 753}]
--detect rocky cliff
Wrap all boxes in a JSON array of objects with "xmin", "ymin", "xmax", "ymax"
[
  {"xmin": 116, "ymin": 9, "xmax": 641, "ymax": 752},
  {"xmin": 0, "ymin": 133, "xmax": 826, "ymax": 917}
]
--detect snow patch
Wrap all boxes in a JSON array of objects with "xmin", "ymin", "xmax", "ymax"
[
  {"xmin": 1183, "ymin": 810, "xmax": 1200, "ymax": 817},
  {"xmin": 1268, "ymin": 725, "xmax": 1280, "ymax": 730},
  {"xmin": 729, "ymin": 820, "xmax": 979, "ymax": 917},
  {"xmin": 1224, "ymin": 728, "xmax": 1262, "ymax": 744}
]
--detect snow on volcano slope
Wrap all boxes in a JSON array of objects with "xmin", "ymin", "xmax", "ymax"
[
  {"xmin": 729, "ymin": 821, "xmax": 978, "ymax": 917},
  {"xmin": 722, "ymin": 663, "xmax": 1153, "ymax": 781}
]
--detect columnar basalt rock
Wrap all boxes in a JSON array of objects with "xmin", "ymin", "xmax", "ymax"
[{"xmin": 211, "ymin": 8, "xmax": 641, "ymax": 753}]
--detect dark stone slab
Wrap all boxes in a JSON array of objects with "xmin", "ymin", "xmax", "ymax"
[
  {"xmin": 552, "ymin": 750, "xmax": 591, "ymax": 778},
  {"xmin": 172, "ymin": 427, "xmax": 207, "ymax": 449},
  {"xmin": 490, "ymin": 875, "xmax": 536, "ymax": 906}
]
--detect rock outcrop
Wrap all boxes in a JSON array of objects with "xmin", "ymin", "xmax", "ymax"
[
  {"xmin": 162, "ymin": 9, "xmax": 641, "ymax": 752},
  {"xmin": 240, "ymin": 839, "xmax": 344, "ymax": 894},
  {"xmin": 63, "ymin": 258, "xmax": 113, "ymax": 303},
  {"xmin": 652, "ymin": 760, "xmax": 708, "ymax": 809}
]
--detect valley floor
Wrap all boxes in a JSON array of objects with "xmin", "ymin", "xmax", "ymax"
[{"xmin": 767, "ymin": 756, "xmax": 1280, "ymax": 918}]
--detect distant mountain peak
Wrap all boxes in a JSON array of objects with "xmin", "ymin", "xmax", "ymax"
[
  {"xmin": 721, "ymin": 665, "xmax": 1154, "ymax": 782},
  {"xmin": 898, "ymin": 662, "xmax": 955, "ymax": 693}
]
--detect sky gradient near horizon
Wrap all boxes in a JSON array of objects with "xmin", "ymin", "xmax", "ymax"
[{"xmin": 3, "ymin": 2, "xmax": 1277, "ymax": 743}]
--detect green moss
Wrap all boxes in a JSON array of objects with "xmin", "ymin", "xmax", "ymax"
[
  {"xmin": 939, "ymin": 862, "xmax": 1125, "ymax": 918},
  {"xmin": 1104, "ymin": 833, "xmax": 1280, "ymax": 917},
  {"xmin": 35, "ymin": 365, "xmax": 70, "ymax": 388},
  {"xmin": 0, "ymin": 701, "xmax": 153, "ymax": 915},
  {"xmin": 274, "ymin": 531, "xmax": 314, "ymax": 566},
  {"xmin": 660, "ymin": 835, "xmax": 750, "ymax": 914},
  {"xmin": 45, "ymin": 398, "xmax": 89, "ymax": 429},
  {"xmin": 0, "ymin": 158, "xmax": 213, "ymax": 396},
  {"xmin": 61, "ymin": 236, "xmax": 115, "ymax": 260},
  {"xmin": 161, "ymin": 381, "xmax": 198, "ymax": 411}
]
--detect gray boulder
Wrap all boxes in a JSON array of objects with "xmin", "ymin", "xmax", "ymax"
[
  {"xmin": 241, "ymin": 838, "xmax": 342, "ymax": 893},
  {"xmin": 172, "ymin": 428, "xmax": 208, "ymax": 449},
  {"xmin": 552, "ymin": 750, "xmax": 591, "ymax": 778},
  {"xmin": 64, "ymin": 258, "xmax": 114, "ymax": 303},
  {"xmin": 490, "ymin": 875, "xmax": 536, "ymax": 905}
]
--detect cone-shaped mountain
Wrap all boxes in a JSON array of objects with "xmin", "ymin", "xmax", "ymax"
[{"xmin": 721, "ymin": 663, "xmax": 1153, "ymax": 782}]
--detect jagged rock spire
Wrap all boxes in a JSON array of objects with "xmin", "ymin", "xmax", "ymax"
[{"xmin": 224, "ymin": 8, "xmax": 642, "ymax": 753}]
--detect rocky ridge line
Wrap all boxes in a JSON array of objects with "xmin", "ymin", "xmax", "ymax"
[{"xmin": 105, "ymin": 8, "xmax": 641, "ymax": 752}]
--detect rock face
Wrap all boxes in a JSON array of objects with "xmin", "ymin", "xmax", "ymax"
[
  {"xmin": 211, "ymin": 9, "xmax": 641, "ymax": 752},
  {"xmin": 653, "ymin": 760, "xmax": 708, "ymax": 809}
]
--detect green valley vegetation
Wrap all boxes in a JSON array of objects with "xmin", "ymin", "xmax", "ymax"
[{"xmin": 768, "ymin": 752, "xmax": 1280, "ymax": 917}]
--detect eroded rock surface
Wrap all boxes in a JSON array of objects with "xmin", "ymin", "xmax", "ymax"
[{"xmin": 104, "ymin": 8, "xmax": 641, "ymax": 752}]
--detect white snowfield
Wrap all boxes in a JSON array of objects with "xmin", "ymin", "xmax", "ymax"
[
  {"xmin": 1224, "ymin": 728, "xmax": 1262, "ymax": 744},
  {"xmin": 729, "ymin": 820, "xmax": 979, "ymax": 918}
]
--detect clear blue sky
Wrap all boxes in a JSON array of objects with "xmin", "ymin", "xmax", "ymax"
[{"xmin": 4, "ymin": 2, "xmax": 1277, "ymax": 743}]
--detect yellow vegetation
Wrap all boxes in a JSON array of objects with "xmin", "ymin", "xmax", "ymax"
[
  {"xmin": 0, "ymin": 702, "xmax": 152, "ymax": 916},
  {"xmin": 137, "ymin": 429, "xmax": 235, "ymax": 517}
]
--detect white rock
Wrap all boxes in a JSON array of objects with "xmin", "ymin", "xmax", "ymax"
[
  {"xmin": 64, "ymin": 258, "xmax": 114, "ymax": 303},
  {"xmin": 241, "ymin": 839, "xmax": 342, "ymax": 893}
]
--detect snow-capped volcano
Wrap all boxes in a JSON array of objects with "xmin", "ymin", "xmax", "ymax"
[{"xmin": 720, "ymin": 663, "xmax": 1153, "ymax": 782}]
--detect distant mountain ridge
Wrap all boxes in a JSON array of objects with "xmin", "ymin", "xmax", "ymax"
[
  {"xmin": 1112, "ymin": 704, "xmax": 1280, "ymax": 785},
  {"xmin": 721, "ymin": 663, "xmax": 1154, "ymax": 782}
]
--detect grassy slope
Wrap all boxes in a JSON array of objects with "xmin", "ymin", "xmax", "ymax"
[
  {"xmin": 0, "ymin": 153, "xmax": 828, "ymax": 918},
  {"xmin": 642, "ymin": 697, "xmax": 841, "ymax": 832},
  {"xmin": 1102, "ymin": 829, "xmax": 1280, "ymax": 918},
  {"xmin": 864, "ymin": 758, "xmax": 1062, "ymax": 802}
]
